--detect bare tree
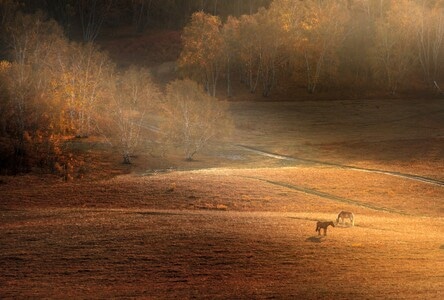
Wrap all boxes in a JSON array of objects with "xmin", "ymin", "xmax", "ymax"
[
  {"xmin": 238, "ymin": 13, "xmax": 261, "ymax": 93},
  {"xmin": 78, "ymin": 0, "xmax": 113, "ymax": 42},
  {"xmin": 160, "ymin": 79, "xmax": 231, "ymax": 161},
  {"xmin": 222, "ymin": 15, "xmax": 240, "ymax": 97},
  {"xmin": 416, "ymin": 2, "xmax": 444, "ymax": 86},
  {"xmin": 109, "ymin": 66, "xmax": 160, "ymax": 164},
  {"xmin": 131, "ymin": 0, "xmax": 161, "ymax": 33},
  {"xmin": 255, "ymin": 7, "xmax": 285, "ymax": 96},
  {"xmin": 58, "ymin": 42, "xmax": 115, "ymax": 138}
]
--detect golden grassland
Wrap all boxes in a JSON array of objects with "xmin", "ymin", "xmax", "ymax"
[
  {"xmin": 1, "ymin": 165, "xmax": 443, "ymax": 299},
  {"xmin": 1, "ymin": 98, "xmax": 443, "ymax": 298}
]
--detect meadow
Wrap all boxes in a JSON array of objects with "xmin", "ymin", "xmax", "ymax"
[{"xmin": 1, "ymin": 98, "xmax": 443, "ymax": 298}]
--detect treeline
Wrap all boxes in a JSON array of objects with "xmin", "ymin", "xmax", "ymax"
[
  {"xmin": 0, "ymin": 0, "xmax": 271, "ymax": 42},
  {"xmin": 179, "ymin": 0, "xmax": 444, "ymax": 97},
  {"xmin": 0, "ymin": 9, "xmax": 230, "ymax": 177}
]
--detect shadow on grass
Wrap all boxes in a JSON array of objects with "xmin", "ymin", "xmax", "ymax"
[
  {"xmin": 305, "ymin": 236, "xmax": 324, "ymax": 243},
  {"xmin": 335, "ymin": 223, "xmax": 354, "ymax": 228},
  {"xmin": 135, "ymin": 211, "xmax": 182, "ymax": 216}
]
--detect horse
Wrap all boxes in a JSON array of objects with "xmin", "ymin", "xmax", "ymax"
[
  {"xmin": 336, "ymin": 211, "xmax": 354, "ymax": 226},
  {"xmin": 315, "ymin": 221, "xmax": 335, "ymax": 236}
]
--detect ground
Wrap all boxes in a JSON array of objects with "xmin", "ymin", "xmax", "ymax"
[{"xmin": 1, "ymin": 98, "xmax": 443, "ymax": 298}]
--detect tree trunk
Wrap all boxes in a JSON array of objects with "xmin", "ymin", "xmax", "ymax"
[{"xmin": 226, "ymin": 58, "xmax": 232, "ymax": 97}]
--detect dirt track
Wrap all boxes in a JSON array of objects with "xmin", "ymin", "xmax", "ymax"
[{"xmin": 237, "ymin": 144, "xmax": 444, "ymax": 187}]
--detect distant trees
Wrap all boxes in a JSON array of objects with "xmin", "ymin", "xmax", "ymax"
[
  {"xmin": 179, "ymin": 11, "xmax": 224, "ymax": 97},
  {"xmin": 237, "ymin": 13, "xmax": 261, "ymax": 94},
  {"xmin": 299, "ymin": 0, "xmax": 350, "ymax": 93},
  {"xmin": 2, "ymin": 0, "xmax": 272, "ymax": 37},
  {"xmin": 177, "ymin": 0, "xmax": 444, "ymax": 96},
  {"xmin": 222, "ymin": 16, "xmax": 240, "ymax": 97},
  {"xmin": 416, "ymin": 1, "xmax": 444, "ymax": 86},
  {"xmin": 371, "ymin": 1, "xmax": 421, "ymax": 94},
  {"xmin": 180, "ymin": 1, "xmax": 349, "ymax": 96}
]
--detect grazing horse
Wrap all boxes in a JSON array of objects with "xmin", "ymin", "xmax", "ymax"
[
  {"xmin": 315, "ymin": 221, "xmax": 335, "ymax": 236},
  {"xmin": 336, "ymin": 211, "xmax": 354, "ymax": 226}
]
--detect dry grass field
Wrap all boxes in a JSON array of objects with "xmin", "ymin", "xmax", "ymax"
[{"xmin": 1, "ymin": 98, "xmax": 443, "ymax": 299}]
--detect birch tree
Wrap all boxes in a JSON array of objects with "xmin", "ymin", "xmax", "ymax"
[
  {"xmin": 255, "ymin": 7, "xmax": 284, "ymax": 96},
  {"xmin": 78, "ymin": 0, "xmax": 113, "ymax": 42},
  {"xmin": 109, "ymin": 66, "xmax": 160, "ymax": 164},
  {"xmin": 371, "ymin": 1, "xmax": 420, "ymax": 94},
  {"xmin": 178, "ymin": 11, "xmax": 223, "ymax": 97},
  {"xmin": 416, "ymin": 2, "xmax": 444, "ymax": 86},
  {"xmin": 222, "ymin": 15, "xmax": 240, "ymax": 97},
  {"xmin": 299, "ymin": 0, "xmax": 350, "ymax": 93},
  {"xmin": 160, "ymin": 79, "xmax": 231, "ymax": 161},
  {"xmin": 238, "ymin": 13, "xmax": 261, "ymax": 93},
  {"xmin": 58, "ymin": 42, "xmax": 114, "ymax": 138}
]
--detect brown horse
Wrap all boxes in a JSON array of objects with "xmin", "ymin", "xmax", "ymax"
[
  {"xmin": 315, "ymin": 221, "xmax": 335, "ymax": 236},
  {"xmin": 336, "ymin": 211, "xmax": 354, "ymax": 226}
]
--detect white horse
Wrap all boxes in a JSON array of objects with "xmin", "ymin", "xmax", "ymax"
[{"xmin": 336, "ymin": 211, "xmax": 354, "ymax": 226}]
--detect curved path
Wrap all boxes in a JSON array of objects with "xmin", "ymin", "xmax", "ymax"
[
  {"xmin": 238, "ymin": 175, "xmax": 410, "ymax": 215},
  {"xmin": 237, "ymin": 144, "xmax": 444, "ymax": 187}
]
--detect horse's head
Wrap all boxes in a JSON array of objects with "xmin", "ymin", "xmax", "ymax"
[{"xmin": 330, "ymin": 221, "xmax": 335, "ymax": 227}]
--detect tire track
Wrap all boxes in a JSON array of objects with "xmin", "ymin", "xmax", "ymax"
[
  {"xmin": 239, "ymin": 175, "xmax": 410, "ymax": 215},
  {"xmin": 237, "ymin": 144, "xmax": 444, "ymax": 187}
]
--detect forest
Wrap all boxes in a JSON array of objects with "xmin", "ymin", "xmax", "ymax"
[{"xmin": 0, "ymin": 0, "xmax": 443, "ymax": 178}]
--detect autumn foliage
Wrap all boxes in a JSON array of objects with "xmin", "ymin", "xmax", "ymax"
[
  {"xmin": 0, "ymin": 7, "xmax": 232, "ymax": 177},
  {"xmin": 179, "ymin": 0, "xmax": 444, "ymax": 97},
  {"xmin": 1, "ymin": 0, "xmax": 444, "ymax": 178}
]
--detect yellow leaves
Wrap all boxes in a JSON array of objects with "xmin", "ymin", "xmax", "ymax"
[
  {"xmin": 279, "ymin": 12, "xmax": 293, "ymax": 32},
  {"xmin": 23, "ymin": 131, "xmax": 32, "ymax": 142},
  {"xmin": 301, "ymin": 11, "xmax": 320, "ymax": 32},
  {"xmin": 0, "ymin": 60, "xmax": 12, "ymax": 72},
  {"xmin": 0, "ymin": 61, "xmax": 11, "ymax": 91},
  {"xmin": 179, "ymin": 11, "xmax": 224, "ymax": 76}
]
